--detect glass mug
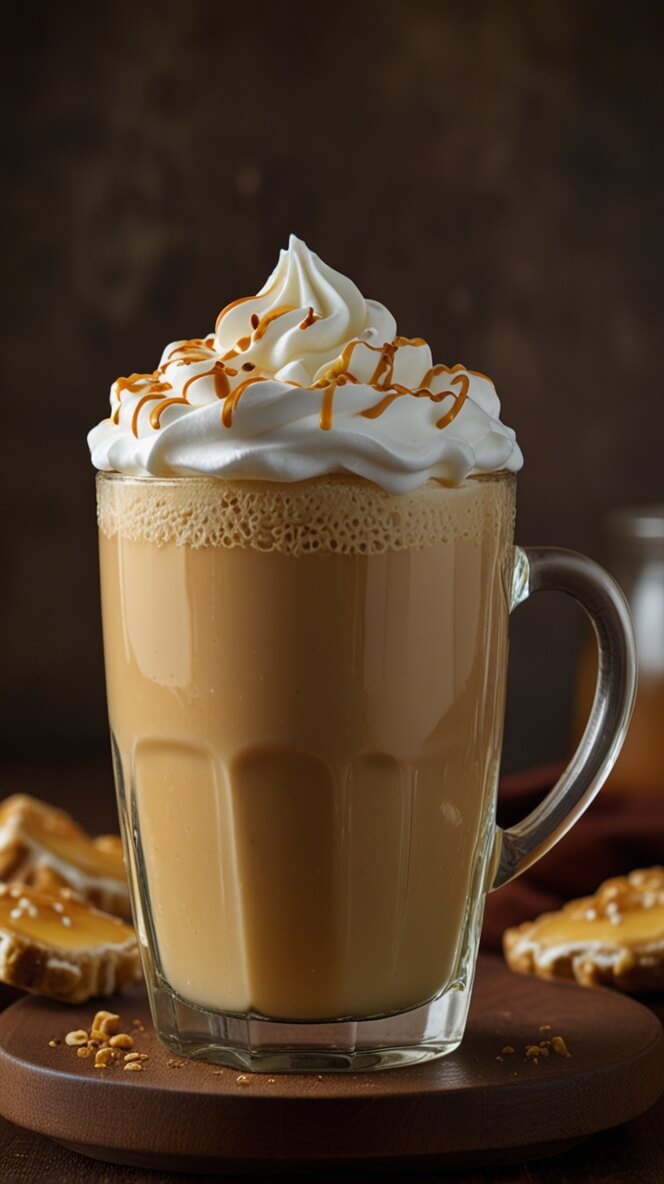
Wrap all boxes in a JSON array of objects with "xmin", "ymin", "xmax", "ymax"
[{"xmin": 96, "ymin": 470, "xmax": 636, "ymax": 1072}]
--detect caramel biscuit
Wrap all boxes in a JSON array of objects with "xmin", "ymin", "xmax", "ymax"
[
  {"xmin": 0, "ymin": 882, "xmax": 141, "ymax": 1003},
  {"xmin": 0, "ymin": 795, "xmax": 130, "ymax": 919},
  {"xmin": 503, "ymin": 867, "xmax": 664, "ymax": 992}
]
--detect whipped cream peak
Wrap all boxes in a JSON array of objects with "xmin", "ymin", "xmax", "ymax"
[
  {"xmin": 213, "ymin": 234, "xmax": 396, "ymax": 386},
  {"xmin": 88, "ymin": 235, "xmax": 523, "ymax": 492}
]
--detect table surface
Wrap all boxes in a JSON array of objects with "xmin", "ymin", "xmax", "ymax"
[{"xmin": 1, "ymin": 759, "xmax": 664, "ymax": 1182}]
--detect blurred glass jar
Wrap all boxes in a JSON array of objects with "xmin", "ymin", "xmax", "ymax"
[{"xmin": 574, "ymin": 507, "xmax": 664, "ymax": 794}]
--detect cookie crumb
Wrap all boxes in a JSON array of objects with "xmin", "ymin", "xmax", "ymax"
[
  {"xmin": 91, "ymin": 1010, "xmax": 120, "ymax": 1037},
  {"xmin": 500, "ymin": 1026, "xmax": 571, "ymax": 1067},
  {"xmin": 65, "ymin": 1030, "xmax": 88, "ymax": 1047},
  {"xmin": 109, "ymin": 1033, "xmax": 133, "ymax": 1050},
  {"xmin": 552, "ymin": 1035, "xmax": 572, "ymax": 1058},
  {"xmin": 56, "ymin": 1007, "xmax": 149, "ymax": 1073},
  {"xmin": 236, "ymin": 1074, "xmax": 251, "ymax": 1086}
]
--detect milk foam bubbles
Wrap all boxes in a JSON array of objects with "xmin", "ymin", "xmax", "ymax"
[{"xmin": 88, "ymin": 236, "xmax": 523, "ymax": 492}]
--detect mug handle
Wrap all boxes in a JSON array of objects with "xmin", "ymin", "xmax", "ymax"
[{"xmin": 491, "ymin": 546, "xmax": 637, "ymax": 890}]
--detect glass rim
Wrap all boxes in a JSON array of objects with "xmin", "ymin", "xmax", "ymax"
[{"xmin": 94, "ymin": 469, "xmax": 517, "ymax": 492}]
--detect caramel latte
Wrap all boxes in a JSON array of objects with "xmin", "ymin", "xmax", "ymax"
[{"xmin": 98, "ymin": 472, "xmax": 514, "ymax": 1020}]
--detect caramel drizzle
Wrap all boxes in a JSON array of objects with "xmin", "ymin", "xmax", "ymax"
[
  {"xmin": 115, "ymin": 323, "xmax": 480, "ymax": 439},
  {"xmin": 162, "ymin": 336, "xmax": 213, "ymax": 362},
  {"xmin": 117, "ymin": 342, "xmax": 222, "ymax": 435},
  {"xmin": 299, "ymin": 306, "xmax": 321, "ymax": 329},
  {"xmin": 215, "ymin": 293, "xmax": 254, "ymax": 331},
  {"xmin": 424, "ymin": 364, "xmax": 471, "ymax": 429},
  {"xmin": 214, "ymin": 268, "xmax": 281, "ymax": 332},
  {"xmin": 434, "ymin": 373, "xmax": 470, "ymax": 429},
  {"xmin": 221, "ymin": 375, "xmax": 267, "ymax": 428},
  {"xmin": 311, "ymin": 339, "xmax": 374, "ymax": 388},
  {"xmin": 220, "ymin": 305, "xmax": 297, "ymax": 360},
  {"xmin": 161, "ymin": 338, "xmax": 216, "ymax": 369},
  {"xmin": 310, "ymin": 339, "xmax": 380, "ymax": 430},
  {"xmin": 360, "ymin": 371, "xmax": 469, "ymax": 428},
  {"xmin": 312, "ymin": 341, "xmax": 473, "ymax": 432},
  {"xmin": 224, "ymin": 335, "xmax": 252, "ymax": 358},
  {"xmin": 314, "ymin": 337, "xmax": 424, "ymax": 389},
  {"xmin": 221, "ymin": 375, "xmax": 302, "ymax": 428},
  {"xmin": 148, "ymin": 362, "xmax": 231, "ymax": 432},
  {"xmin": 112, "ymin": 373, "xmax": 172, "ymax": 428},
  {"xmin": 319, "ymin": 380, "xmax": 339, "ymax": 431},
  {"xmin": 253, "ymin": 304, "xmax": 296, "ymax": 340}
]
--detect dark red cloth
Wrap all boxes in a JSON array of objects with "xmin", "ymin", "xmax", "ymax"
[{"xmin": 481, "ymin": 763, "xmax": 664, "ymax": 950}]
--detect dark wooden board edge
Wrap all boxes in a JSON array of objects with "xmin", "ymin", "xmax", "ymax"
[{"xmin": 54, "ymin": 1135, "xmax": 588, "ymax": 1174}]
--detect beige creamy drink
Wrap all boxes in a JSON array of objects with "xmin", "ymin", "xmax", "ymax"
[{"xmin": 98, "ymin": 472, "xmax": 514, "ymax": 1020}]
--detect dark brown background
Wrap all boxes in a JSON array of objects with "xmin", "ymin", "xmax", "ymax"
[{"xmin": 2, "ymin": 0, "xmax": 663, "ymax": 781}]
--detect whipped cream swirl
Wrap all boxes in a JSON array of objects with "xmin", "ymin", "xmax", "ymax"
[{"xmin": 88, "ymin": 235, "xmax": 523, "ymax": 492}]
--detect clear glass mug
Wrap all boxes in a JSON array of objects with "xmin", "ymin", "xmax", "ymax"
[{"xmin": 96, "ymin": 470, "xmax": 636, "ymax": 1072}]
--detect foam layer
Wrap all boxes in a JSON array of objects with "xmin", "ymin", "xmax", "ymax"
[{"xmin": 97, "ymin": 473, "xmax": 516, "ymax": 556}]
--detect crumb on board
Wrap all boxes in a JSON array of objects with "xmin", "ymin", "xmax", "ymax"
[
  {"xmin": 497, "ymin": 1027, "xmax": 573, "ymax": 1066},
  {"xmin": 552, "ymin": 1035, "xmax": 572, "ymax": 1058},
  {"xmin": 53, "ymin": 1009, "xmax": 148, "ymax": 1072}
]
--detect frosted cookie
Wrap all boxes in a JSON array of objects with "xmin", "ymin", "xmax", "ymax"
[
  {"xmin": 503, "ymin": 868, "xmax": 664, "ymax": 992},
  {"xmin": 0, "ymin": 795, "xmax": 130, "ymax": 920},
  {"xmin": 0, "ymin": 882, "xmax": 141, "ymax": 1003}
]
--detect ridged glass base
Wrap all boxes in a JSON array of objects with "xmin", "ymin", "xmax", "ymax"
[{"xmin": 147, "ymin": 977, "xmax": 473, "ymax": 1073}]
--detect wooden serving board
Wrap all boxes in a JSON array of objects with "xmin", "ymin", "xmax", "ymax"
[{"xmin": 0, "ymin": 955, "xmax": 662, "ymax": 1173}]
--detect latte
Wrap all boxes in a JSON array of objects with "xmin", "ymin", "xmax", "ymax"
[{"xmin": 98, "ymin": 472, "xmax": 514, "ymax": 1020}]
